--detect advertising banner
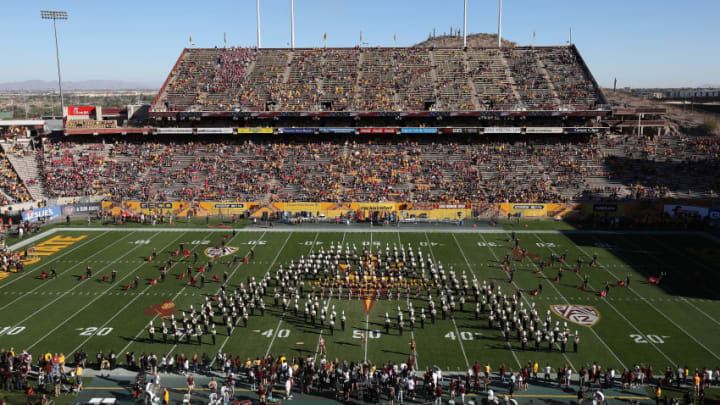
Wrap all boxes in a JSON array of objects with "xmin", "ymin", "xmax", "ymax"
[
  {"xmin": 278, "ymin": 128, "xmax": 315, "ymax": 134},
  {"xmin": 400, "ymin": 127, "xmax": 437, "ymax": 134},
  {"xmin": 317, "ymin": 128, "xmax": 356, "ymax": 134},
  {"xmin": 663, "ymin": 204, "xmax": 709, "ymax": 218},
  {"xmin": 358, "ymin": 128, "xmax": 396, "ymax": 134},
  {"xmin": 61, "ymin": 202, "xmax": 102, "ymax": 216},
  {"xmin": 484, "ymin": 127, "xmax": 522, "ymax": 134},
  {"xmin": 593, "ymin": 204, "xmax": 618, "ymax": 213},
  {"xmin": 505, "ymin": 203, "xmax": 547, "ymax": 217},
  {"xmin": 67, "ymin": 106, "xmax": 96, "ymax": 117},
  {"xmin": 22, "ymin": 206, "xmax": 62, "ymax": 222},
  {"xmin": 155, "ymin": 128, "xmax": 193, "ymax": 135},
  {"xmin": 525, "ymin": 127, "xmax": 563, "ymax": 134},
  {"xmin": 237, "ymin": 127, "xmax": 274, "ymax": 134},
  {"xmin": 196, "ymin": 128, "xmax": 234, "ymax": 134}
]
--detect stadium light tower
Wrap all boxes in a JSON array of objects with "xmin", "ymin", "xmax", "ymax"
[
  {"xmin": 497, "ymin": 0, "xmax": 502, "ymax": 48},
  {"xmin": 462, "ymin": 0, "xmax": 467, "ymax": 49},
  {"xmin": 256, "ymin": 0, "xmax": 262, "ymax": 48},
  {"xmin": 290, "ymin": 0, "xmax": 295, "ymax": 49},
  {"xmin": 40, "ymin": 10, "xmax": 68, "ymax": 117}
]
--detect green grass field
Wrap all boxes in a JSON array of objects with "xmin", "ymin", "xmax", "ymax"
[{"xmin": 2, "ymin": 226, "xmax": 720, "ymax": 376}]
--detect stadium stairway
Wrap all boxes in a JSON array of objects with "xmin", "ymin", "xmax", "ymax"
[{"xmin": 0, "ymin": 140, "xmax": 48, "ymax": 201}]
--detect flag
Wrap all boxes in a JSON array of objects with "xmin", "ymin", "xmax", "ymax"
[
  {"xmin": 533, "ymin": 29, "xmax": 536, "ymax": 42},
  {"xmin": 394, "ymin": 32, "xmax": 397, "ymax": 41},
  {"xmin": 189, "ymin": 34, "xmax": 193, "ymax": 44},
  {"xmin": 323, "ymin": 32, "xmax": 327, "ymax": 41},
  {"xmin": 224, "ymin": 32, "xmax": 227, "ymax": 46}
]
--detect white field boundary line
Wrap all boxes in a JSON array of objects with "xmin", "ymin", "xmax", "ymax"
[
  {"xmin": 7, "ymin": 228, "xmax": 59, "ymax": 251},
  {"xmin": 264, "ymin": 232, "xmax": 317, "ymax": 358},
  {"xmin": 9, "ymin": 231, "xmax": 151, "ymax": 326},
  {"xmin": 533, "ymin": 233, "xmax": 652, "ymax": 368},
  {"xmin": 604, "ymin": 234, "xmax": 720, "ymax": 361},
  {"xmin": 0, "ymin": 231, "xmax": 132, "ymax": 311},
  {"xmin": 424, "ymin": 232, "xmax": 470, "ymax": 370},
  {"xmin": 397, "ymin": 232, "xmax": 421, "ymax": 372},
  {"xmin": 450, "ymin": 233, "xmax": 521, "ymax": 370},
  {"xmin": 166, "ymin": 231, "xmax": 266, "ymax": 366},
  {"xmin": 643, "ymin": 235, "xmax": 720, "ymax": 326},
  {"xmin": 313, "ymin": 232, "xmax": 347, "ymax": 363},
  {"xmin": 475, "ymin": 233, "xmax": 577, "ymax": 372},
  {"xmin": 47, "ymin": 227, "xmax": 720, "ymax": 236},
  {"xmin": 1, "ymin": 230, "xmax": 110, "ymax": 290},
  {"xmin": 579, "ymin": 233, "xmax": 720, "ymax": 362},
  {"xmin": 71, "ymin": 231, "xmax": 207, "ymax": 357},
  {"xmin": 26, "ymin": 231, "xmax": 176, "ymax": 351}
]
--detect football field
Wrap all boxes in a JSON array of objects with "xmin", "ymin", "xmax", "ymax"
[{"xmin": 2, "ymin": 226, "xmax": 720, "ymax": 375}]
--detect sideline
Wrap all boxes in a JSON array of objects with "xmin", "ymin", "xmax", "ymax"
[{"xmin": 11, "ymin": 226, "xmax": 720, "ymax": 237}]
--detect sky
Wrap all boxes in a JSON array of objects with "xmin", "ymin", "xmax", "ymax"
[{"xmin": 1, "ymin": 0, "xmax": 718, "ymax": 88}]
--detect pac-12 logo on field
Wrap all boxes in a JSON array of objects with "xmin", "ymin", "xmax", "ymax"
[
  {"xmin": 205, "ymin": 246, "xmax": 239, "ymax": 258},
  {"xmin": 550, "ymin": 305, "xmax": 600, "ymax": 327}
]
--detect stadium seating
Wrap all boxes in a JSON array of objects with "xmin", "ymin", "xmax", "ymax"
[{"xmin": 151, "ymin": 46, "xmax": 605, "ymax": 113}]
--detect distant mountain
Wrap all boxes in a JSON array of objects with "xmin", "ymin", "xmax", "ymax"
[{"xmin": 0, "ymin": 80, "xmax": 159, "ymax": 91}]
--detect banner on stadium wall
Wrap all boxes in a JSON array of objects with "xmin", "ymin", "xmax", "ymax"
[
  {"xmin": 709, "ymin": 209, "xmax": 720, "ymax": 223},
  {"xmin": 484, "ymin": 127, "xmax": 522, "ymax": 134},
  {"xmin": 400, "ymin": 128, "xmax": 437, "ymax": 134},
  {"xmin": 317, "ymin": 128, "xmax": 356, "ymax": 134},
  {"xmin": 61, "ymin": 202, "xmax": 102, "ymax": 216},
  {"xmin": 155, "ymin": 128, "xmax": 193, "ymax": 135},
  {"xmin": 565, "ymin": 127, "xmax": 607, "ymax": 134},
  {"xmin": 403, "ymin": 209, "xmax": 471, "ymax": 220},
  {"xmin": 663, "ymin": 204, "xmax": 709, "ymax": 218},
  {"xmin": 352, "ymin": 203, "xmax": 399, "ymax": 212},
  {"xmin": 196, "ymin": 202, "xmax": 258, "ymax": 216},
  {"xmin": 196, "ymin": 128, "xmax": 234, "ymax": 134},
  {"xmin": 278, "ymin": 128, "xmax": 315, "ymax": 134},
  {"xmin": 67, "ymin": 106, "xmax": 96, "ymax": 117},
  {"xmin": 500, "ymin": 203, "xmax": 547, "ymax": 217},
  {"xmin": 22, "ymin": 206, "xmax": 62, "ymax": 222},
  {"xmin": 358, "ymin": 128, "xmax": 396, "ymax": 134},
  {"xmin": 525, "ymin": 127, "xmax": 563, "ymax": 134},
  {"xmin": 237, "ymin": 127, "xmax": 274, "ymax": 134},
  {"xmin": 440, "ymin": 128, "xmax": 467, "ymax": 134},
  {"xmin": 276, "ymin": 202, "xmax": 321, "ymax": 213}
]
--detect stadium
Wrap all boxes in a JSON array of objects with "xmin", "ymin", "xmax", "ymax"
[{"xmin": 1, "ymin": 2, "xmax": 719, "ymax": 405}]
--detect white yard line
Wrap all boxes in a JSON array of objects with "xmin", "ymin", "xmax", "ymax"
[
  {"xmin": 531, "ymin": 234, "xmax": 643, "ymax": 368},
  {"xmin": 397, "ymin": 232, "xmax": 420, "ymax": 372},
  {"xmin": 424, "ymin": 232, "xmax": 470, "ymax": 370},
  {"xmin": 70, "ymin": 231, "xmax": 209, "ymax": 356},
  {"xmin": 0, "ymin": 231, "xmax": 132, "ymax": 310},
  {"xmin": 364, "ymin": 314, "xmax": 369, "ymax": 362},
  {"xmin": 450, "ymin": 233, "xmax": 521, "ymax": 370},
  {"xmin": 597, "ymin": 234, "xmax": 720, "ymax": 361},
  {"xmin": 0, "ymin": 230, "xmax": 109, "ymax": 290},
  {"xmin": 179, "ymin": 230, "xmax": 267, "ymax": 366},
  {"xmin": 313, "ymin": 232, "xmax": 347, "ymax": 362},
  {"xmin": 264, "ymin": 232, "xmax": 315, "ymax": 358},
  {"xmin": 131, "ymin": 230, "xmax": 240, "ymax": 357},
  {"xmin": 475, "ymin": 233, "xmax": 577, "ymax": 371},
  {"xmin": 643, "ymin": 235, "xmax": 720, "ymax": 326},
  {"xmin": 11, "ymin": 231, "xmax": 156, "ymax": 327},
  {"xmin": 26, "ymin": 232, "xmax": 179, "ymax": 351}
]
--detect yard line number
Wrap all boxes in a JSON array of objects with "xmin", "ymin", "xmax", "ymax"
[
  {"xmin": 77, "ymin": 327, "xmax": 113, "ymax": 336},
  {"xmin": 630, "ymin": 334, "xmax": 669, "ymax": 344},
  {"xmin": 0, "ymin": 326, "xmax": 25, "ymax": 336}
]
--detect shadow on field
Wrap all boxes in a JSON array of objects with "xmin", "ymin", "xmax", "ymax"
[{"xmin": 561, "ymin": 232, "xmax": 720, "ymax": 300}]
